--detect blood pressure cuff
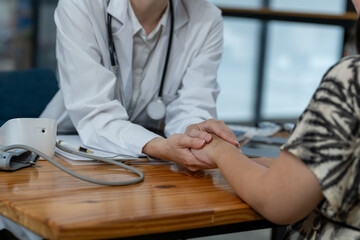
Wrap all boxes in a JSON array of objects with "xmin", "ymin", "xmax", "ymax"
[{"xmin": 0, "ymin": 149, "xmax": 39, "ymax": 171}]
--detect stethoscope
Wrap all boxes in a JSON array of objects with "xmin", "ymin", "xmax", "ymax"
[{"xmin": 106, "ymin": 0, "xmax": 174, "ymax": 120}]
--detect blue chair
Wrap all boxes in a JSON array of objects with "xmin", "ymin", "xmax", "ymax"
[{"xmin": 0, "ymin": 69, "xmax": 58, "ymax": 126}]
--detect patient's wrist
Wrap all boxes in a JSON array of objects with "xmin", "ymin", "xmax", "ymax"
[{"xmin": 210, "ymin": 140, "xmax": 237, "ymax": 164}]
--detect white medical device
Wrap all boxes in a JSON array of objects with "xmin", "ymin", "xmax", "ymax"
[
  {"xmin": 0, "ymin": 118, "xmax": 57, "ymax": 157},
  {"xmin": 0, "ymin": 118, "xmax": 144, "ymax": 186}
]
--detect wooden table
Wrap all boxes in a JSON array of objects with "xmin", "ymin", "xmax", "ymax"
[{"xmin": 0, "ymin": 157, "xmax": 274, "ymax": 240}]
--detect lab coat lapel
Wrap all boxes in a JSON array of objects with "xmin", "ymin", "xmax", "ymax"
[
  {"xmin": 107, "ymin": 0, "xmax": 133, "ymax": 109},
  {"xmin": 166, "ymin": 0, "xmax": 187, "ymax": 91},
  {"xmin": 173, "ymin": 0, "xmax": 189, "ymax": 40},
  {"xmin": 131, "ymin": 0, "xmax": 189, "ymax": 120}
]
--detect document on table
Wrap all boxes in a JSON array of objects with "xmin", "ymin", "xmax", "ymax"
[
  {"xmin": 55, "ymin": 135, "xmax": 169, "ymax": 166},
  {"xmin": 55, "ymin": 135, "xmax": 128, "ymax": 165}
]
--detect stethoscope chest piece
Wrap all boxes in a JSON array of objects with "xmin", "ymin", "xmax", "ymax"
[{"xmin": 146, "ymin": 98, "xmax": 166, "ymax": 120}]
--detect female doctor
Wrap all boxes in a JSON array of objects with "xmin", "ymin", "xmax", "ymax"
[{"xmin": 41, "ymin": 0, "xmax": 238, "ymax": 171}]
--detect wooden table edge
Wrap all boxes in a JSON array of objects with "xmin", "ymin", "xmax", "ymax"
[{"xmin": 0, "ymin": 202, "xmax": 266, "ymax": 240}]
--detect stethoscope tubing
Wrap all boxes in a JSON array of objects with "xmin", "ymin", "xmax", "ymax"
[
  {"xmin": 158, "ymin": 0, "xmax": 174, "ymax": 98},
  {"xmin": 107, "ymin": 1, "xmax": 117, "ymax": 67}
]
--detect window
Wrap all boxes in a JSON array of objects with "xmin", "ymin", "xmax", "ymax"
[
  {"xmin": 216, "ymin": 18, "xmax": 261, "ymax": 122},
  {"xmin": 36, "ymin": 1, "xmax": 57, "ymax": 71},
  {"xmin": 270, "ymin": 0, "xmax": 345, "ymax": 14},
  {"xmin": 263, "ymin": 22, "xmax": 344, "ymax": 119},
  {"xmin": 0, "ymin": 0, "xmax": 58, "ymax": 72},
  {"xmin": 209, "ymin": 0, "xmax": 262, "ymax": 9},
  {"xmin": 209, "ymin": 0, "xmax": 348, "ymax": 124},
  {"xmin": 0, "ymin": 0, "xmax": 34, "ymax": 71}
]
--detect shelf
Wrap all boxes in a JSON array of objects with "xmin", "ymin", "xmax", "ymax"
[{"xmin": 221, "ymin": 8, "xmax": 358, "ymax": 27}]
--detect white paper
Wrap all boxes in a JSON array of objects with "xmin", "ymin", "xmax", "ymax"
[{"xmin": 55, "ymin": 135, "xmax": 127, "ymax": 161}]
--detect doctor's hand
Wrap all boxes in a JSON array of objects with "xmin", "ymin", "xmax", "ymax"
[
  {"xmin": 185, "ymin": 119, "xmax": 239, "ymax": 147},
  {"xmin": 142, "ymin": 134, "xmax": 217, "ymax": 171}
]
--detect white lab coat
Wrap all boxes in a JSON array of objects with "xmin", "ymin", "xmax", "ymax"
[{"xmin": 41, "ymin": 0, "xmax": 223, "ymax": 156}]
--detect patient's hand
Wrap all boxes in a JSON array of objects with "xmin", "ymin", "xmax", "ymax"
[
  {"xmin": 143, "ymin": 134, "xmax": 217, "ymax": 171},
  {"xmin": 191, "ymin": 135, "xmax": 237, "ymax": 168},
  {"xmin": 185, "ymin": 119, "xmax": 239, "ymax": 147}
]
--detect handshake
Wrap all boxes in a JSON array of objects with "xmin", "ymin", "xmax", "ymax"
[{"xmin": 142, "ymin": 119, "xmax": 240, "ymax": 171}]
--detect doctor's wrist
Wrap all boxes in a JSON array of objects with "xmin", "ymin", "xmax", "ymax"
[{"xmin": 142, "ymin": 137, "xmax": 167, "ymax": 160}]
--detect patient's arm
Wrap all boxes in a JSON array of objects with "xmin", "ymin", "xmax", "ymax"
[
  {"xmin": 192, "ymin": 136, "xmax": 323, "ymax": 225},
  {"xmin": 250, "ymin": 157, "xmax": 275, "ymax": 168}
]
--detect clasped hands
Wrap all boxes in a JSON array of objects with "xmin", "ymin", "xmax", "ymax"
[
  {"xmin": 142, "ymin": 119, "xmax": 240, "ymax": 171},
  {"xmin": 169, "ymin": 119, "xmax": 239, "ymax": 171},
  {"xmin": 183, "ymin": 119, "xmax": 239, "ymax": 171}
]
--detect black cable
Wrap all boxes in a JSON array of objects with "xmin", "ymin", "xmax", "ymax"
[
  {"xmin": 107, "ymin": 0, "xmax": 117, "ymax": 66},
  {"xmin": 159, "ymin": 0, "xmax": 174, "ymax": 98}
]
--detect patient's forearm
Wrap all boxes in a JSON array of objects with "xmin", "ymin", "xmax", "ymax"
[
  {"xmin": 212, "ymin": 146, "xmax": 269, "ymax": 216},
  {"xmin": 211, "ymin": 144, "xmax": 323, "ymax": 225},
  {"xmin": 250, "ymin": 157, "xmax": 275, "ymax": 168}
]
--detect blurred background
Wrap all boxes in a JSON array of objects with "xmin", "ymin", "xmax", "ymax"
[{"xmin": 0, "ymin": 0, "xmax": 357, "ymax": 126}]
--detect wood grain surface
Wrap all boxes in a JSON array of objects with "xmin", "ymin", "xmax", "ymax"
[{"xmin": 0, "ymin": 157, "xmax": 265, "ymax": 240}]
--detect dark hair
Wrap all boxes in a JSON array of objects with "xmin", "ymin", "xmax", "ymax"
[{"xmin": 356, "ymin": 17, "xmax": 360, "ymax": 53}]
